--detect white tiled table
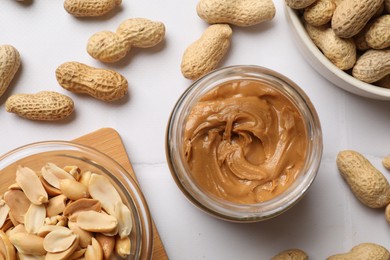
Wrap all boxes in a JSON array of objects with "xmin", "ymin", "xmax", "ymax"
[{"xmin": 1, "ymin": 1, "xmax": 390, "ymax": 259}]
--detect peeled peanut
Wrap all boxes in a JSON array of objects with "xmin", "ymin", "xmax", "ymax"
[
  {"xmin": 181, "ymin": 24, "xmax": 232, "ymax": 80},
  {"xmin": 196, "ymin": 0, "xmax": 275, "ymax": 27},
  {"xmin": 87, "ymin": 18, "xmax": 165, "ymax": 63},
  {"xmin": 305, "ymin": 23, "xmax": 356, "ymax": 70},
  {"xmin": 56, "ymin": 62, "xmax": 128, "ymax": 102},
  {"xmin": 63, "ymin": 198, "xmax": 101, "ymax": 222},
  {"xmin": 9, "ymin": 233, "xmax": 45, "ymax": 256},
  {"xmin": 331, "ymin": 0, "xmax": 384, "ymax": 38},
  {"xmin": 327, "ymin": 243, "xmax": 390, "ymax": 259},
  {"xmin": 336, "ymin": 150, "xmax": 390, "ymax": 208},
  {"xmin": 115, "ymin": 236, "xmax": 131, "ymax": 258},
  {"xmin": 15, "ymin": 166, "xmax": 48, "ymax": 206},
  {"xmin": 45, "ymin": 235, "xmax": 79, "ymax": 260},
  {"xmin": 0, "ymin": 201, "xmax": 10, "ymax": 229},
  {"xmin": 114, "ymin": 201, "xmax": 132, "ymax": 239},
  {"xmin": 46, "ymin": 195, "xmax": 67, "ymax": 217},
  {"xmin": 41, "ymin": 163, "xmax": 75, "ymax": 190},
  {"xmin": 24, "ymin": 204, "xmax": 45, "ymax": 235},
  {"xmin": 5, "ymin": 91, "xmax": 74, "ymax": 121},
  {"xmin": 85, "ymin": 237, "xmax": 103, "ymax": 260},
  {"xmin": 43, "ymin": 228, "xmax": 76, "ymax": 253},
  {"xmin": 88, "ymin": 173, "xmax": 122, "ymax": 215},
  {"xmin": 271, "ymin": 248, "xmax": 308, "ymax": 260},
  {"xmin": 0, "ymin": 231, "xmax": 15, "ymax": 260},
  {"xmin": 3, "ymin": 190, "xmax": 30, "ymax": 225},
  {"xmin": 64, "ymin": 0, "xmax": 121, "ymax": 17},
  {"xmin": 68, "ymin": 221, "xmax": 92, "ymax": 248},
  {"xmin": 95, "ymin": 233, "xmax": 115, "ymax": 259},
  {"xmin": 0, "ymin": 45, "xmax": 20, "ymax": 98},
  {"xmin": 59, "ymin": 179, "xmax": 89, "ymax": 201},
  {"xmin": 352, "ymin": 49, "xmax": 390, "ymax": 83},
  {"xmin": 76, "ymin": 210, "xmax": 118, "ymax": 233}
]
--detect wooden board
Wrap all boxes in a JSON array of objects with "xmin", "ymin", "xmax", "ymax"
[{"xmin": 73, "ymin": 127, "xmax": 168, "ymax": 260}]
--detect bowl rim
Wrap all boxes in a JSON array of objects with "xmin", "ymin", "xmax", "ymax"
[
  {"xmin": 284, "ymin": 5, "xmax": 390, "ymax": 100},
  {"xmin": 0, "ymin": 140, "xmax": 154, "ymax": 260}
]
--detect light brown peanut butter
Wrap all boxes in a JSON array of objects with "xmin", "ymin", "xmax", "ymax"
[{"xmin": 184, "ymin": 80, "xmax": 308, "ymax": 204}]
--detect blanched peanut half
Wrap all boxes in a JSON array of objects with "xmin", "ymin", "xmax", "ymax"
[
  {"xmin": 43, "ymin": 228, "xmax": 77, "ymax": 253},
  {"xmin": 24, "ymin": 204, "xmax": 45, "ymax": 234},
  {"xmin": 37, "ymin": 225, "xmax": 69, "ymax": 237},
  {"xmin": 0, "ymin": 200, "xmax": 10, "ymax": 229},
  {"xmin": 18, "ymin": 254, "xmax": 44, "ymax": 260},
  {"xmin": 95, "ymin": 233, "xmax": 115, "ymax": 259},
  {"xmin": 9, "ymin": 233, "xmax": 45, "ymax": 255},
  {"xmin": 0, "ymin": 220, "xmax": 13, "ymax": 233},
  {"xmin": 68, "ymin": 247, "xmax": 86, "ymax": 259},
  {"xmin": 114, "ymin": 201, "xmax": 132, "ymax": 239},
  {"xmin": 39, "ymin": 177, "xmax": 61, "ymax": 197},
  {"xmin": 79, "ymin": 171, "xmax": 92, "ymax": 187},
  {"xmin": 55, "ymin": 215, "xmax": 68, "ymax": 227},
  {"xmin": 63, "ymin": 198, "xmax": 101, "ymax": 222},
  {"xmin": 41, "ymin": 163, "xmax": 75, "ymax": 189},
  {"xmin": 7, "ymin": 183, "xmax": 20, "ymax": 190},
  {"xmin": 4, "ymin": 190, "xmax": 30, "ymax": 225},
  {"xmin": 46, "ymin": 195, "xmax": 67, "ymax": 217},
  {"xmin": 77, "ymin": 210, "xmax": 118, "ymax": 233},
  {"xmin": 45, "ymin": 235, "xmax": 79, "ymax": 260},
  {"xmin": 15, "ymin": 166, "xmax": 48, "ymax": 205},
  {"xmin": 6, "ymin": 224, "xmax": 26, "ymax": 238},
  {"xmin": 63, "ymin": 166, "xmax": 81, "ymax": 181},
  {"xmin": 85, "ymin": 237, "xmax": 103, "ymax": 260},
  {"xmin": 0, "ymin": 230, "xmax": 16, "ymax": 260},
  {"xmin": 88, "ymin": 173, "xmax": 122, "ymax": 215},
  {"xmin": 115, "ymin": 236, "xmax": 131, "ymax": 258},
  {"xmin": 68, "ymin": 221, "xmax": 92, "ymax": 248},
  {"xmin": 60, "ymin": 179, "xmax": 89, "ymax": 201}
]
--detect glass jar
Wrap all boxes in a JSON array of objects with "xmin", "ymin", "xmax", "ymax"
[
  {"xmin": 0, "ymin": 141, "xmax": 153, "ymax": 259},
  {"xmin": 166, "ymin": 65, "xmax": 323, "ymax": 222}
]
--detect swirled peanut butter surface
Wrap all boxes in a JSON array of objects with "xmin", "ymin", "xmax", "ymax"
[{"xmin": 184, "ymin": 80, "xmax": 307, "ymax": 204}]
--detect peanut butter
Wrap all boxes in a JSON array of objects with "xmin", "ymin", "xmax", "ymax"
[{"xmin": 183, "ymin": 80, "xmax": 308, "ymax": 204}]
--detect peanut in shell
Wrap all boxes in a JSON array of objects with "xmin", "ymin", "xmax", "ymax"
[{"xmin": 336, "ymin": 150, "xmax": 390, "ymax": 208}]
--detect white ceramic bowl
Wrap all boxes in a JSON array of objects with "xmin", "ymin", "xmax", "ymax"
[{"xmin": 284, "ymin": 6, "xmax": 390, "ymax": 100}]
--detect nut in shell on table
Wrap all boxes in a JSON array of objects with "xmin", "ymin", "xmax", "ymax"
[
  {"xmin": 64, "ymin": 0, "xmax": 122, "ymax": 17},
  {"xmin": 326, "ymin": 242, "xmax": 390, "ymax": 260},
  {"xmin": 271, "ymin": 248, "xmax": 309, "ymax": 260},
  {"xmin": 5, "ymin": 91, "xmax": 74, "ymax": 121},
  {"xmin": 55, "ymin": 62, "xmax": 128, "ymax": 102},
  {"xmin": 336, "ymin": 150, "xmax": 390, "ymax": 208},
  {"xmin": 0, "ymin": 45, "xmax": 21, "ymax": 99},
  {"xmin": 196, "ymin": 0, "xmax": 276, "ymax": 27},
  {"xmin": 180, "ymin": 24, "xmax": 233, "ymax": 80},
  {"xmin": 86, "ymin": 18, "xmax": 166, "ymax": 63}
]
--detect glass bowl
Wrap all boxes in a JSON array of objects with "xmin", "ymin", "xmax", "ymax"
[
  {"xmin": 0, "ymin": 141, "xmax": 153, "ymax": 259},
  {"xmin": 166, "ymin": 65, "xmax": 323, "ymax": 222},
  {"xmin": 284, "ymin": 6, "xmax": 390, "ymax": 100}
]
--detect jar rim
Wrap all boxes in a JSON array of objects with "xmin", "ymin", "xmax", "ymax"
[{"xmin": 166, "ymin": 65, "xmax": 323, "ymax": 222}]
